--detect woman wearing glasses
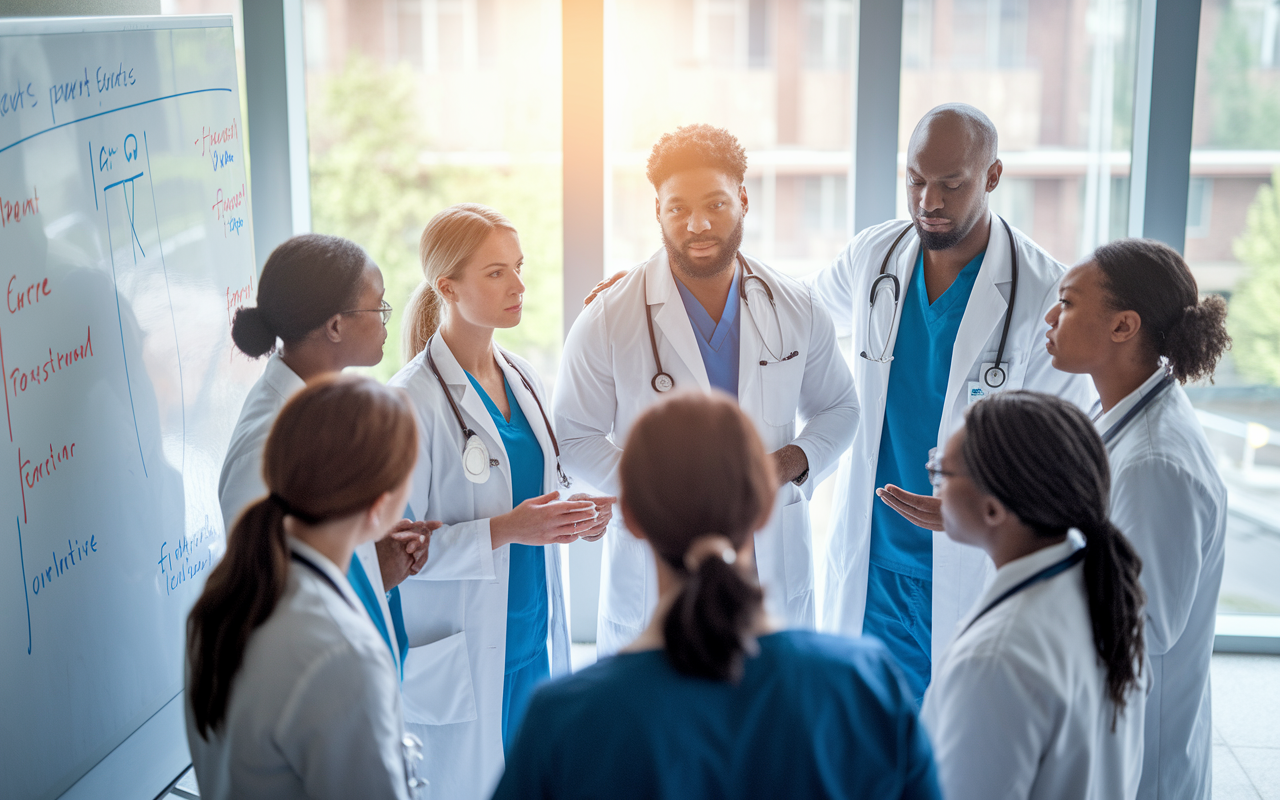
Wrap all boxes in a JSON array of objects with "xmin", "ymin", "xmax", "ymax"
[
  {"xmin": 922, "ymin": 391, "xmax": 1147, "ymax": 800},
  {"xmin": 219, "ymin": 233, "xmax": 433, "ymax": 677},
  {"xmin": 388, "ymin": 204, "xmax": 613, "ymax": 800}
]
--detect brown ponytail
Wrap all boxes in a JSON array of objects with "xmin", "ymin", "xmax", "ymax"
[
  {"xmin": 187, "ymin": 375, "xmax": 418, "ymax": 737},
  {"xmin": 619, "ymin": 393, "xmax": 775, "ymax": 682},
  {"xmin": 961, "ymin": 391, "xmax": 1146, "ymax": 723},
  {"xmin": 1091, "ymin": 238, "xmax": 1231, "ymax": 384}
]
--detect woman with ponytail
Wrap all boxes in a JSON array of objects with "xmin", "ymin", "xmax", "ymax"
[
  {"xmin": 1045, "ymin": 238, "xmax": 1229, "ymax": 800},
  {"xmin": 187, "ymin": 376, "xmax": 420, "ymax": 799},
  {"xmin": 493, "ymin": 393, "xmax": 941, "ymax": 800},
  {"xmin": 921, "ymin": 391, "xmax": 1147, "ymax": 800},
  {"xmin": 388, "ymin": 204, "xmax": 614, "ymax": 799},
  {"xmin": 219, "ymin": 233, "xmax": 433, "ymax": 680}
]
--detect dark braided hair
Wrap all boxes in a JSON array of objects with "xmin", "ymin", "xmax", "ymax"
[{"xmin": 962, "ymin": 391, "xmax": 1146, "ymax": 723}]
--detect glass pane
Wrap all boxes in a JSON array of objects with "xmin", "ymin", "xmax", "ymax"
[
  {"xmin": 1187, "ymin": 0, "xmax": 1280, "ymax": 617},
  {"xmin": 606, "ymin": 0, "xmax": 854, "ymax": 281},
  {"xmin": 302, "ymin": 0, "xmax": 563, "ymax": 381},
  {"xmin": 899, "ymin": 0, "xmax": 1141, "ymax": 262}
]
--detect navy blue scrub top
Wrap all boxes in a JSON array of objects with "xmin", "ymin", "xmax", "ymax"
[
  {"xmin": 870, "ymin": 249, "xmax": 984, "ymax": 577},
  {"xmin": 492, "ymin": 630, "xmax": 941, "ymax": 800},
  {"xmin": 674, "ymin": 265, "xmax": 741, "ymax": 398},
  {"xmin": 464, "ymin": 372, "xmax": 549, "ymax": 674}
]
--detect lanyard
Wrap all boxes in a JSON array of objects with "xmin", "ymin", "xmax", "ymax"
[
  {"xmin": 959, "ymin": 547, "xmax": 1086, "ymax": 638},
  {"xmin": 1099, "ymin": 374, "xmax": 1174, "ymax": 447},
  {"xmin": 291, "ymin": 552, "xmax": 355, "ymax": 611}
]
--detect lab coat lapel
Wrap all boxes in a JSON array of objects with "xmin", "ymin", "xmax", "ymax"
[
  {"xmin": 428, "ymin": 335, "xmax": 511, "ymax": 492},
  {"xmin": 942, "ymin": 212, "xmax": 1011, "ymax": 429},
  {"xmin": 646, "ymin": 251, "xmax": 712, "ymax": 392}
]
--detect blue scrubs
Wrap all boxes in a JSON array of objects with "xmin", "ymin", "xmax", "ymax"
[
  {"xmin": 674, "ymin": 266, "xmax": 741, "ymax": 398},
  {"xmin": 864, "ymin": 249, "xmax": 983, "ymax": 703},
  {"xmin": 493, "ymin": 630, "xmax": 941, "ymax": 800},
  {"xmin": 465, "ymin": 371, "xmax": 549, "ymax": 752},
  {"xmin": 347, "ymin": 557, "xmax": 407, "ymax": 679}
]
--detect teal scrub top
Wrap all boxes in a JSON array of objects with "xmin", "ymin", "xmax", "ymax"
[
  {"xmin": 464, "ymin": 372, "xmax": 549, "ymax": 673},
  {"xmin": 492, "ymin": 630, "xmax": 942, "ymax": 800},
  {"xmin": 674, "ymin": 266, "xmax": 741, "ymax": 398},
  {"xmin": 870, "ymin": 249, "xmax": 984, "ymax": 578},
  {"xmin": 346, "ymin": 557, "xmax": 407, "ymax": 679}
]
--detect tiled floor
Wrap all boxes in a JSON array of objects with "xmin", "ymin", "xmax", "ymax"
[{"xmin": 162, "ymin": 649, "xmax": 1279, "ymax": 799}]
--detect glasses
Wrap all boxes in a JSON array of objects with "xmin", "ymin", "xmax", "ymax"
[
  {"xmin": 925, "ymin": 447, "xmax": 957, "ymax": 488},
  {"xmin": 342, "ymin": 300, "xmax": 392, "ymax": 325}
]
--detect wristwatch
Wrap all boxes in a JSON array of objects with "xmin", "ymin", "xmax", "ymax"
[{"xmin": 791, "ymin": 468, "xmax": 809, "ymax": 487}]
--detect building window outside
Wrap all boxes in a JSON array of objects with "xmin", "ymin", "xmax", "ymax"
[
  {"xmin": 302, "ymin": 0, "xmax": 563, "ymax": 382},
  {"xmin": 1187, "ymin": 0, "xmax": 1280, "ymax": 617}
]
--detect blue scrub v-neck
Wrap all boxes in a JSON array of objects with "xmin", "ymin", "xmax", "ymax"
[
  {"xmin": 464, "ymin": 370, "xmax": 550, "ymax": 750},
  {"xmin": 864, "ymin": 247, "xmax": 984, "ymax": 701},
  {"xmin": 674, "ymin": 266, "xmax": 742, "ymax": 398}
]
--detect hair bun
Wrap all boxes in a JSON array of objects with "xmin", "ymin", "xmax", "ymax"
[
  {"xmin": 1163, "ymin": 294, "xmax": 1230, "ymax": 384},
  {"xmin": 230, "ymin": 306, "xmax": 278, "ymax": 358}
]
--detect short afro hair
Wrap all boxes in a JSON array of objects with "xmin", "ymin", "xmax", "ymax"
[{"xmin": 646, "ymin": 124, "xmax": 748, "ymax": 190}]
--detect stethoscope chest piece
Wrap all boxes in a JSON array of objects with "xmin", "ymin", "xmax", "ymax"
[
  {"xmin": 652, "ymin": 372, "xmax": 674, "ymax": 393},
  {"xmin": 983, "ymin": 364, "xmax": 1007, "ymax": 389},
  {"xmin": 462, "ymin": 433, "xmax": 491, "ymax": 484}
]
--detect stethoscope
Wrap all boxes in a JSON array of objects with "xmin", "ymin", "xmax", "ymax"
[
  {"xmin": 1098, "ymin": 373, "xmax": 1175, "ymax": 447},
  {"xmin": 862, "ymin": 216, "xmax": 1020, "ymax": 391},
  {"xmin": 645, "ymin": 253, "xmax": 798, "ymax": 393},
  {"xmin": 425, "ymin": 334, "xmax": 571, "ymax": 488},
  {"xmin": 958, "ymin": 546, "xmax": 1087, "ymax": 638}
]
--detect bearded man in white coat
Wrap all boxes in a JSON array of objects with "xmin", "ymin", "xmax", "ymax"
[
  {"xmin": 555, "ymin": 124, "xmax": 858, "ymax": 656},
  {"xmin": 810, "ymin": 104, "xmax": 1095, "ymax": 700}
]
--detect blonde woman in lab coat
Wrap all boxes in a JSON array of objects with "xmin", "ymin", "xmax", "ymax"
[
  {"xmin": 389, "ymin": 204, "xmax": 613, "ymax": 799},
  {"xmin": 922, "ymin": 391, "xmax": 1147, "ymax": 800},
  {"xmin": 1044, "ymin": 238, "xmax": 1231, "ymax": 800}
]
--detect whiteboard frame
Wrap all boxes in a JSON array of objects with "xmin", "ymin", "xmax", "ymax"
[{"xmin": 0, "ymin": 13, "xmax": 243, "ymax": 799}]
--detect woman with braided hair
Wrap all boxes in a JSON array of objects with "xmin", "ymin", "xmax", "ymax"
[
  {"xmin": 1045, "ymin": 238, "xmax": 1229, "ymax": 800},
  {"xmin": 921, "ymin": 391, "xmax": 1147, "ymax": 800},
  {"xmin": 493, "ymin": 392, "xmax": 940, "ymax": 800}
]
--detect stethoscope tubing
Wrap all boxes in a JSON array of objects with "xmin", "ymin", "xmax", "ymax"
[
  {"xmin": 645, "ymin": 252, "xmax": 792, "ymax": 393},
  {"xmin": 425, "ymin": 334, "xmax": 570, "ymax": 487},
  {"xmin": 864, "ymin": 217, "xmax": 1020, "ymax": 390}
]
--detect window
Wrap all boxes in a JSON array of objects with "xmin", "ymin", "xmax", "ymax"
[
  {"xmin": 303, "ymin": 0, "xmax": 563, "ymax": 381},
  {"xmin": 1186, "ymin": 0, "xmax": 1280, "ymax": 618},
  {"xmin": 804, "ymin": 0, "xmax": 854, "ymax": 69},
  {"xmin": 899, "ymin": 0, "xmax": 1141, "ymax": 264}
]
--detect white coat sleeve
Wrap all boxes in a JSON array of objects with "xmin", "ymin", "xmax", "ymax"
[
  {"xmin": 1109, "ymin": 456, "xmax": 1210, "ymax": 656},
  {"xmin": 553, "ymin": 300, "xmax": 624, "ymax": 497},
  {"xmin": 791, "ymin": 289, "xmax": 858, "ymax": 497},
  {"xmin": 404, "ymin": 403, "xmax": 496, "ymax": 583},
  {"xmin": 218, "ymin": 451, "xmax": 267, "ymax": 534},
  {"xmin": 804, "ymin": 236, "xmax": 867, "ymax": 339},
  {"xmin": 274, "ymin": 646, "xmax": 410, "ymax": 800},
  {"xmin": 922, "ymin": 653, "xmax": 1054, "ymax": 800},
  {"xmin": 1024, "ymin": 279, "xmax": 1097, "ymax": 410}
]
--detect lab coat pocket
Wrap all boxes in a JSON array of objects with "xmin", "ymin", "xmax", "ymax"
[
  {"xmin": 400, "ymin": 631, "xmax": 478, "ymax": 726},
  {"xmin": 780, "ymin": 499, "xmax": 814, "ymax": 599},
  {"xmin": 760, "ymin": 358, "xmax": 805, "ymax": 427}
]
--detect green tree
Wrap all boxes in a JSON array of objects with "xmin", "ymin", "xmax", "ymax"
[
  {"xmin": 1229, "ymin": 170, "xmax": 1280, "ymax": 385},
  {"xmin": 309, "ymin": 56, "xmax": 563, "ymax": 383}
]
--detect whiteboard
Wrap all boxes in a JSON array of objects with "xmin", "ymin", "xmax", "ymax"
[{"xmin": 0, "ymin": 16, "xmax": 262, "ymax": 800}]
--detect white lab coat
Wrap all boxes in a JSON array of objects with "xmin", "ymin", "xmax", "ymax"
[
  {"xmin": 388, "ymin": 337, "xmax": 572, "ymax": 800},
  {"xmin": 216, "ymin": 352, "xmax": 398, "ymax": 660},
  {"xmin": 554, "ymin": 249, "xmax": 858, "ymax": 656},
  {"xmin": 186, "ymin": 538, "xmax": 411, "ymax": 800},
  {"xmin": 810, "ymin": 213, "xmax": 1095, "ymax": 662},
  {"xmin": 1098, "ymin": 369, "xmax": 1227, "ymax": 800},
  {"xmin": 921, "ymin": 536, "xmax": 1146, "ymax": 800}
]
